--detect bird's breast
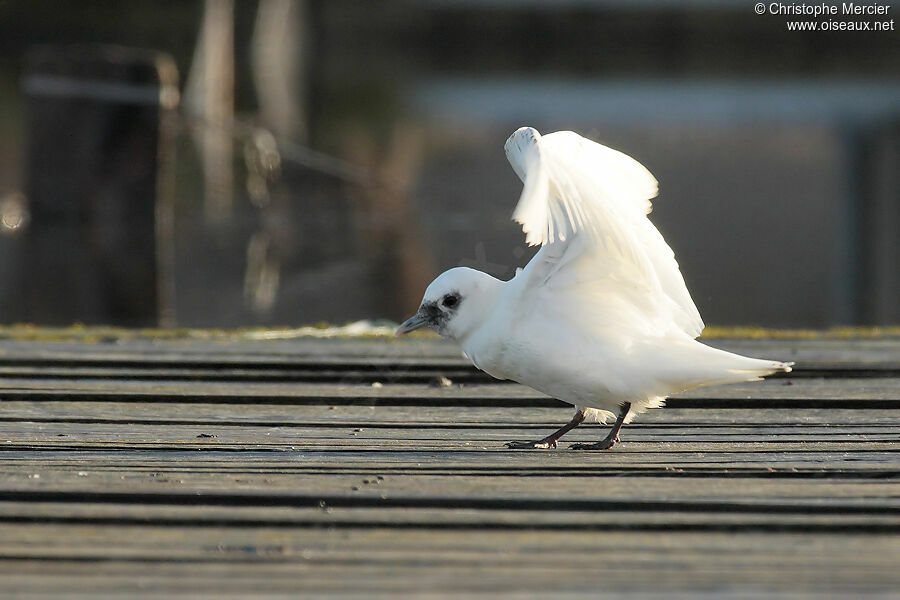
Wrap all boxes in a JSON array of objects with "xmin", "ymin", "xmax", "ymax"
[{"xmin": 460, "ymin": 328, "xmax": 514, "ymax": 381}]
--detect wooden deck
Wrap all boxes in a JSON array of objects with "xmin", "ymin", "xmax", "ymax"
[{"xmin": 0, "ymin": 334, "xmax": 897, "ymax": 598}]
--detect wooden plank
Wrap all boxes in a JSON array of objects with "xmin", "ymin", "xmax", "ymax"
[
  {"xmin": 0, "ymin": 336, "xmax": 897, "ymax": 364},
  {"xmin": 1, "ymin": 378, "xmax": 899, "ymax": 408},
  {"xmin": 0, "ymin": 501, "xmax": 896, "ymax": 531},
  {"xmin": 3, "ymin": 449, "xmax": 898, "ymax": 472},
  {"xmin": 0, "ymin": 337, "xmax": 897, "ymax": 378},
  {"xmin": 1, "ymin": 419, "xmax": 898, "ymax": 441},
  {"xmin": 0, "ymin": 523, "xmax": 896, "ymax": 560},
  {"xmin": 2, "ymin": 450, "xmax": 896, "ymax": 475},
  {"xmin": 0, "ymin": 527, "xmax": 895, "ymax": 597},
  {"xmin": 0, "ymin": 466, "xmax": 896, "ymax": 507},
  {"xmin": 0, "ymin": 402, "xmax": 897, "ymax": 427},
  {"xmin": 0, "ymin": 422, "xmax": 896, "ymax": 450},
  {"xmin": 0, "ymin": 525, "xmax": 895, "ymax": 574},
  {"xmin": 2, "ymin": 456, "xmax": 897, "ymax": 481}
]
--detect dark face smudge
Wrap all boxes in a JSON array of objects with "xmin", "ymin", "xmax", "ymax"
[{"xmin": 421, "ymin": 291, "xmax": 462, "ymax": 335}]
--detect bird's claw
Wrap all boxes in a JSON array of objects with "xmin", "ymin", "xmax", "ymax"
[
  {"xmin": 570, "ymin": 437, "xmax": 619, "ymax": 451},
  {"xmin": 506, "ymin": 439, "xmax": 558, "ymax": 450}
]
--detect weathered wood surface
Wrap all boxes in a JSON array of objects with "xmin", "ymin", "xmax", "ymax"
[{"xmin": 0, "ymin": 336, "xmax": 897, "ymax": 598}]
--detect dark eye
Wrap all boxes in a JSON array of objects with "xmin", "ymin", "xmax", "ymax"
[{"xmin": 442, "ymin": 294, "xmax": 458, "ymax": 308}]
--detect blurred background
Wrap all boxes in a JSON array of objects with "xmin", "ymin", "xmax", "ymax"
[{"xmin": 0, "ymin": 0, "xmax": 897, "ymax": 329}]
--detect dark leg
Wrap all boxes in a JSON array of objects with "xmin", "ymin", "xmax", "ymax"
[
  {"xmin": 506, "ymin": 409, "xmax": 586, "ymax": 450},
  {"xmin": 570, "ymin": 402, "xmax": 632, "ymax": 450}
]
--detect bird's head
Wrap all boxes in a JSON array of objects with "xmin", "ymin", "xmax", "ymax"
[{"xmin": 396, "ymin": 267, "xmax": 502, "ymax": 341}]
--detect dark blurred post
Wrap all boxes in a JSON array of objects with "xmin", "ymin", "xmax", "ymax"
[
  {"xmin": 20, "ymin": 45, "xmax": 179, "ymax": 326},
  {"xmin": 340, "ymin": 124, "xmax": 434, "ymax": 321},
  {"xmin": 862, "ymin": 122, "xmax": 900, "ymax": 324}
]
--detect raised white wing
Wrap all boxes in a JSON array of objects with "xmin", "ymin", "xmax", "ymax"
[{"xmin": 504, "ymin": 127, "xmax": 704, "ymax": 338}]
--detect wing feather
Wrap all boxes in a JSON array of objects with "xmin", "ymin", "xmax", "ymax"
[{"xmin": 504, "ymin": 127, "xmax": 704, "ymax": 338}]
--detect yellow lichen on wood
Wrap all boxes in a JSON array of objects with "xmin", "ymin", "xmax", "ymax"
[{"xmin": 700, "ymin": 325, "xmax": 900, "ymax": 339}]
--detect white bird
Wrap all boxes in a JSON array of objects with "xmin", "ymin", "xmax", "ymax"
[{"xmin": 397, "ymin": 127, "xmax": 792, "ymax": 450}]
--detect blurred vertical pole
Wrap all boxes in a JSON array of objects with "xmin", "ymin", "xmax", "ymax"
[
  {"xmin": 861, "ymin": 123, "xmax": 900, "ymax": 324},
  {"xmin": 341, "ymin": 124, "xmax": 434, "ymax": 321},
  {"xmin": 20, "ymin": 46, "xmax": 179, "ymax": 326},
  {"xmin": 185, "ymin": 0, "xmax": 234, "ymax": 224},
  {"xmin": 833, "ymin": 130, "xmax": 864, "ymax": 326},
  {"xmin": 155, "ymin": 61, "xmax": 180, "ymax": 328},
  {"xmin": 243, "ymin": 0, "xmax": 306, "ymax": 317},
  {"xmin": 252, "ymin": 0, "xmax": 306, "ymax": 142}
]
